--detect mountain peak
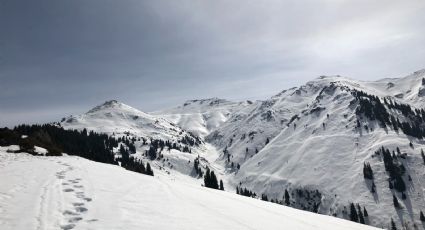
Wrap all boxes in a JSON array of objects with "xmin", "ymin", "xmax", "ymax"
[
  {"xmin": 316, "ymin": 75, "xmax": 342, "ymax": 80},
  {"xmin": 86, "ymin": 100, "xmax": 130, "ymax": 114},
  {"xmin": 182, "ymin": 97, "xmax": 230, "ymax": 107},
  {"xmin": 102, "ymin": 99, "xmax": 119, "ymax": 106}
]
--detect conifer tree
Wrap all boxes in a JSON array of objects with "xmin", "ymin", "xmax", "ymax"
[
  {"xmin": 210, "ymin": 171, "xmax": 219, "ymax": 189},
  {"xmin": 284, "ymin": 189, "xmax": 290, "ymax": 206},
  {"xmin": 422, "ymin": 149, "xmax": 425, "ymax": 165},
  {"xmin": 146, "ymin": 162, "xmax": 154, "ymax": 176},
  {"xmin": 349, "ymin": 203, "xmax": 359, "ymax": 222},
  {"xmin": 363, "ymin": 207, "xmax": 368, "ymax": 217},
  {"xmin": 393, "ymin": 195, "xmax": 400, "ymax": 209},
  {"xmin": 363, "ymin": 162, "xmax": 374, "ymax": 180},
  {"xmin": 420, "ymin": 210, "xmax": 425, "ymax": 222},
  {"xmin": 203, "ymin": 167, "xmax": 219, "ymax": 189},
  {"xmin": 219, "ymin": 180, "xmax": 224, "ymax": 191},
  {"xmin": 371, "ymin": 181, "xmax": 376, "ymax": 193},
  {"xmin": 357, "ymin": 204, "xmax": 365, "ymax": 224},
  {"xmin": 394, "ymin": 176, "xmax": 406, "ymax": 192},
  {"xmin": 204, "ymin": 167, "xmax": 211, "ymax": 188},
  {"xmin": 391, "ymin": 218, "xmax": 397, "ymax": 230}
]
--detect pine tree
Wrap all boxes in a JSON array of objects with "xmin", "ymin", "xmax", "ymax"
[
  {"xmin": 420, "ymin": 210, "xmax": 425, "ymax": 222},
  {"xmin": 204, "ymin": 167, "xmax": 219, "ymax": 189},
  {"xmin": 363, "ymin": 207, "xmax": 368, "ymax": 217},
  {"xmin": 391, "ymin": 218, "xmax": 397, "ymax": 230},
  {"xmin": 357, "ymin": 204, "xmax": 365, "ymax": 224},
  {"xmin": 394, "ymin": 176, "xmax": 406, "ymax": 192},
  {"xmin": 204, "ymin": 167, "xmax": 211, "ymax": 187},
  {"xmin": 349, "ymin": 203, "xmax": 359, "ymax": 222},
  {"xmin": 284, "ymin": 189, "xmax": 290, "ymax": 206},
  {"xmin": 363, "ymin": 162, "xmax": 374, "ymax": 180},
  {"xmin": 219, "ymin": 180, "xmax": 224, "ymax": 191},
  {"xmin": 422, "ymin": 149, "xmax": 425, "ymax": 165},
  {"xmin": 393, "ymin": 195, "xmax": 400, "ymax": 209},
  {"xmin": 371, "ymin": 181, "xmax": 376, "ymax": 193},
  {"xmin": 146, "ymin": 162, "xmax": 154, "ymax": 176},
  {"xmin": 210, "ymin": 171, "xmax": 219, "ymax": 189}
]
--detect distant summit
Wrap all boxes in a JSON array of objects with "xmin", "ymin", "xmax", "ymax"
[{"xmin": 182, "ymin": 98, "xmax": 230, "ymax": 107}]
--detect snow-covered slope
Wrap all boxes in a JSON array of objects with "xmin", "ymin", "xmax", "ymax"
[
  {"xmin": 222, "ymin": 71, "xmax": 425, "ymax": 229},
  {"xmin": 151, "ymin": 70, "xmax": 425, "ymax": 229},
  {"xmin": 53, "ymin": 69, "xmax": 425, "ymax": 229},
  {"xmin": 59, "ymin": 100, "xmax": 214, "ymax": 180},
  {"xmin": 61, "ymin": 100, "xmax": 191, "ymax": 141},
  {"xmin": 232, "ymin": 77, "xmax": 425, "ymax": 228},
  {"xmin": 152, "ymin": 98, "xmax": 253, "ymax": 137},
  {"xmin": 0, "ymin": 149, "xmax": 378, "ymax": 230}
]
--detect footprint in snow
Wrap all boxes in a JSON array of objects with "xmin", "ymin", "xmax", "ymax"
[
  {"xmin": 68, "ymin": 217, "xmax": 83, "ymax": 223},
  {"xmin": 63, "ymin": 188, "xmax": 74, "ymax": 192},
  {"xmin": 75, "ymin": 207, "xmax": 88, "ymax": 213},
  {"xmin": 60, "ymin": 223, "xmax": 75, "ymax": 230},
  {"xmin": 72, "ymin": 202, "xmax": 84, "ymax": 207},
  {"xmin": 63, "ymin": 210, "xmax": 79, "ymax": 216},
  {"xmin": 86, "ymin": 219, "xmax": 98, "ymax": 222}
]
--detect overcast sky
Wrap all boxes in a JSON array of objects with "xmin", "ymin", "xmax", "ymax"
[{"xmin": 1, "ymin": 0, "xmax": 425, "ymax": 127}]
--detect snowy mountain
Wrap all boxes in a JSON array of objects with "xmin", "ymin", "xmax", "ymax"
[
  {"xmin": 61, "ymin": 100, "xmax": 194, "ymax": 142},
  {"xmin": 230, "ymin": 74, "xmax": 425, "ymax": 229},
  {"xmin": 152, "ymin": 98, "xmax": 253, "ymax": 137},
  {"xmin": 50, "ymin": 69, "xmax": 425, "ymax": 229},
  {"xmin": 154, "ymin": 69, "xmax": 425, "ymax": 229},
  {"xmin": 59, "ymin": 100, "xmax": 212, "ymax": 178},
  {"xmin": 0, "ymin": 147, "xmax": 378, "ymax": 230}
]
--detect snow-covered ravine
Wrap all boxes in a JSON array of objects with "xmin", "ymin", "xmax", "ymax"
[{"xmin": 0, "ymin": 149, "xmax": 377, "ymax": 230}]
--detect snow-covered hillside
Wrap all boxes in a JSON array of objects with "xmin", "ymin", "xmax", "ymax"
[
  {"xmin": 153, "ymin": 69, "xmax": 425, "ymax": 229},
  {"xmin": 51, "ymin": 69, "xmax": 425, "ymax": 229},
  {"xmin": 61, "ymin": 100, "xmax": 194, "ymax": 142},
  {"xmin": 152, "ymin": 98, "xmax": 253, "ymax": 137},
  {"xmin": 233, "ymin": 75, "xmax": 425, "ymax": 228},
  {"xmin": 0, "ymin": 148, "xmax": 378, "ymax": 230},
  {"xmin": 59, "ymin": 100, "xmax": 214, "ymax": 178}
]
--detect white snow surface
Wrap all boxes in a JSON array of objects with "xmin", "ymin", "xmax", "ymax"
[
  {"xmin": 60, "ymin": 100, "xmax": 191, "ymax": 142},
  {"xmin": 154, "ymin": 69, "xmax": 425, "ymax": 229},
  {"xmin": 51, "ymin": 69, "xmax": 425, "ymax": 229},
  {"xmin": 152, "ymin": 98, "xmax": 253, "ymax": 137},
  {"xmin": 0, "ymin": 149, "xmax": 378, "ymax": 230}
]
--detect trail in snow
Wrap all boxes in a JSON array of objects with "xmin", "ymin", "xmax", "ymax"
[{"xmin": 0, "ymin": 149, "xmax": 378, "ymax": 230}]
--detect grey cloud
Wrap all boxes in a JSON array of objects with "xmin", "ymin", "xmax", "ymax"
[{"xmin": 1, "ymin": 0, "xmax": 424, "ymax": 127}]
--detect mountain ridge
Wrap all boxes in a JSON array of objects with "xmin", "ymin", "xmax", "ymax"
[{"xmin": 58, "ymin": 68, "xmax": 425, "ymax": 229}]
